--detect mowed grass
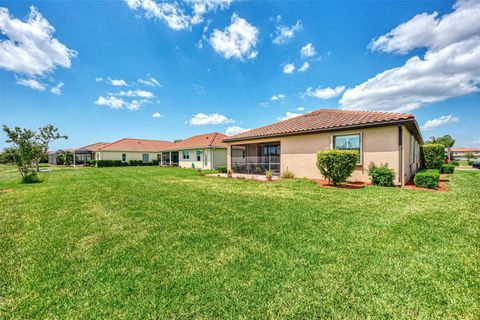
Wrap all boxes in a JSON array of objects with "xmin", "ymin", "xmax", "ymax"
[{"xmin": 1, "ymin": 165, "xmax": 479, "ymax": 319}]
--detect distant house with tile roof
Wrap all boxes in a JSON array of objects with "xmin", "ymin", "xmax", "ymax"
[
  {"xmin": 450, "ymin": 148, "xmax": 480, "ymax": 160},
  {"xmin": 95, "ymin": 138, "xmax": 173, "ymax": 163},
  {"xmin": 223, "ymin": 108, "xmax": 423, "ymax": 185},
  {"xmin": 159, "ymin": 132, "xmax": 228, "ymax": 169}
]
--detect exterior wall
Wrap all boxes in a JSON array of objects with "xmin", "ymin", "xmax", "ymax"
[
  {"xmin": 96, "ymin": 151, "xmax": 160, "ymax": 162},
  {"xmin": 402, "ymin": 126, "xmax": 421, "ymax": 184},
  {"xmin": 227, "ymin": 125, "xmax": 419, "ymax": 185},
  {"xmin": 176, "ymin": 148, "xmax": 227, "ymax": 170}
]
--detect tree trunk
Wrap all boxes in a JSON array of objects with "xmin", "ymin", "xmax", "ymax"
[{"xmin": 35, "ymin": 159, "xmax": 40, "ymax": 172}]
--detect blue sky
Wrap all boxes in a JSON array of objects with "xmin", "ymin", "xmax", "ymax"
[{"xmin": 1, "ymin": 0, "xmax": 479, "ymax": 150}]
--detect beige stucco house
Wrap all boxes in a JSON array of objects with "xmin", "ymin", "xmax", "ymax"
[
  {"xmin": 159, "ymin": 132, "xmax": 227, "ymax": 169},
  {"xmin": 223, "ymin": 109, "xmax": 423, "ymax": 186},
  {"xmin": 95, "ymin": 138, "xmax": 173, "ymax": 163}
]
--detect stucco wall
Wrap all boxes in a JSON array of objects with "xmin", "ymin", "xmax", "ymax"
[
  {"xmin": 96, "ymin": 151, "xmax": 160, "ymax": 162},
  {"xmin": 403, "ymin": 126, "xmax": 421, "ymax": 183},
  {"xmin": 213, "ymin": 148, "xmax": 227, "ymax": 168},
  {"xmin": 176, "ymin": 148, "xmax": 227, "ymax": 169},
  {"xmin": 227, "ymin": 125, "xmax": 413, "ymax": 184}
]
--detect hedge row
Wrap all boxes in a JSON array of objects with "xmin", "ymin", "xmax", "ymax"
[
  {"xmin": 422, "ymin": 144, "xmax": 445, "ymax": 169},
  {"xmin": 87, "ymin": 159, "xmax": 160, "ymax": 167},
  {"xmin": 414, "ymin": 169, "xmax": 440, "ymax": 189}
]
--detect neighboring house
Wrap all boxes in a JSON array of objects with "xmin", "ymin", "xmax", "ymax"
[
  {"xmin": 159, "ymin": 132, "xmax": 227, "ymax": 169},
  {"xmin": 95, "ymin": 138, "xmax": 172, "ymax": 163},
  {"xmin": 223, "ymin": 109, "xmax": 423, "ymax": 186},
  {"xmin": 450, "ymin": 148, "xmax": 480, "ymax": 160},
  {"xmin": 72, "ymin": 142, "xmax": 110, "ymax": 163}
]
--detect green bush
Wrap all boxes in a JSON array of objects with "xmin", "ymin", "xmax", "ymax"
[
  {"xmin": 414, "ymin": 169, "xmax": 440, "ymax": 189},
  {"xmin": 422, "ymin": 144, "xmax": 445, "ymax": 169},
  {"xmin": 22, "ymin": 171, "xmax": 41, "ymax": 184},
  {"xmin": 450, "ymin": 160, "xmax": 459, "ymax": 166},
  {"xmin": 281, "ymin": 170, "xmax": 295, "ymax": 179},
  {"xmin": 129, "ymin": 160, "xmax": 141, "ymax": 166},
  {"xmin": 86, "ymin": 160, "xmax": 97, "ymax": 167},
  {"xmin": 217, "ymin": 166, "xmax": 227, "ymax": 173},
  {"xmin": 316, "ymin": 150, "xmax": 358, "ymax": 186},
  {"xmin": 440, "ymin": 164, "xmax": 455, "ymax": 174},
  {"xmin": 367, "ymin": 163, "xmax": 395, "ymax": 186},
  {"xmin": 97, "ymin": 160, "xmax": 126, "ymax": 167},
  {"xmin": 151, "ymin": 159, "xmax": 160, "ymax": 166},
  {"xmin": 467, "ymin": 161, "xmax": 474, "ymax": 166}
]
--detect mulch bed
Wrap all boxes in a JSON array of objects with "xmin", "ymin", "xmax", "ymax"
[
  {"xmin": 313, "ymin": 180, "xmax": 370, "ymax": 189},
  {"xmin": 403, "ymin": 174, "xmax": 449, "ymax": 192}
]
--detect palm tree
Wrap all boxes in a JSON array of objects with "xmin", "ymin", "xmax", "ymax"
[{"xmin": 435, "ymin": 135, "xmax": 455, "ymax": 161}]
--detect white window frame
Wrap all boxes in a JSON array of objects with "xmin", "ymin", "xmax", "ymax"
[
  {"xmin": 122, "ymin": 153, "xmax": 126, "ymax": 162},
  {"xmin": 331, "ymin": 132, "xmax": 363, "ymax": 165},
  {"xmin": 182, "ymin": 150, "xmax": 189, "ymax": 160},
  {"xmin": 196, "ymin": 150, "xmax": 202, "ymax": 162}
]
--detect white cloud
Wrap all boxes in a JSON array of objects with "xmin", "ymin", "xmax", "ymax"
[
  {"xmin": 270, "ymin": 94, "xmax": 286, "ymax": 101},
  {"xmin": 125, "ymin": 0, "xmax": 231, "ymax": 30},
  {"xmin": 305, "ymin": 85, "xmax": 345, "ymax": 99},
  {"xmin": 50, "ymin": 82, "xmax": 64, "ymax": 95},
  {"xmin": 341, "ymin": 0, "xmax": 480, "ymax": 112},
  {"xmin": 188, "ymin": 113, "xmax": 234, "ymax": 125},
  {"xmin": 272, "ymin": 19, "xmax": 302, "ymax": 45},
  {"xmin": 300, "ymin": 43, "xmax": 316, "ymax": 57},
  {"xmin": 94, "ymin": 96, "xmax": 125, "ymax": 109},
  {"xmin": 109, "ymin": 78, "xmax": 128, "ymax": 86},
  {"xmin": 225, "ymin": 126, "xmax": 250, "ymax": 136},
  {"xmin": 209, "ymin": 14, "xmax": 259, "ymax": 60},
  {"xmin": 260, "ymin": 102, "xmax": 270, "ymax": 108},
  {"xmin": 283, "ymin": 63, "xmax": 295, "ymax": 74},
  {"xmin": 152, "ymin": 112, "xmax": 163, "ymax": 118},
  {"xmin": 0, "ymin": 6, "xmax": 76, "ymax": 76},
  {"xmin": 297, "ymin": 107, "xmax": 305, "ymax": 111},
  {"xmin": 95, "ymin": 77, "xmax": 103, "ymax": 82},
  {"xmin": 138, "ymin": 77, "xmax": 161, "ymax": 87},
  {"xmin": 421, "ymin": 115, "xmax": 460, "ymax": 130},
  {"xmin": 15, "ymin": 78, "xmax": 46, "ymax": 91},
  {"xmin": 117, "ymin": 90, "xmax": 154, "ymax": 98},
  {"xmin": 277, "ymin": 112, "xmax": 302, "ymax": 121},
  {"xmin": 298, "ymin": 62, "xmax": 310, "ymax": 72}
]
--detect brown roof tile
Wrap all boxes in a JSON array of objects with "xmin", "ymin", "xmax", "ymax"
[
  {"xmin": 79, "ymin": 142, "xmax": 110, "ymax": 151},
  {"xmin": 224, "ymin": 109, "xmax": 415, "ymax": 142},
  {"xmin": 162, "ymin": 132, "xmax": 227, "ymax": 151},
  {"xmin": 451, "ymin": 148, "xmax": 480, "ymax": 152},
  {"xmin": 98, "ymin": 138, "xmax": 172, "ymax": 152}
]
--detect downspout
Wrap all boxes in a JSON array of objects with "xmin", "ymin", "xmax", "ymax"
[{"xmin": 398, "ymin": 126, "xmax": 403, "ymax": 186}]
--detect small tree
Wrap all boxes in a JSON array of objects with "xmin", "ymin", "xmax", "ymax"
[
  {"xmin": 2, "ymin": 125, "xmax": 38, "ymax": 181},
  {"xmin": 422, "ymin": 144, "xmax": 445, "ymax": 169},
  {"xmin": 316, "ymin": 150, "xmax": 358, "ymax": 186},
  {"xmin": 464, "ymin": 152, "xmax": 476, "ymax": 161},
  {"xmin": 33, "ymin": 125, "xmax": 68, "ymax": 172},
  {"xmin": 0, "ymin": 147, "xmax": 16, "ymax": 164},
  {"xmin": 57, "ymin": 150, "xmax": 73, "ymax": 166}
]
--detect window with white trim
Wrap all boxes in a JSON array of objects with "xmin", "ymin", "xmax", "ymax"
[
  {"xmin": 182, "ymin": 150, "xmax": 189, "ymax": 160},
  {"xmin": 196, "ymin": 150, "xmax": 202, "ymax": 161},
  {"xmin": 333, "ymin": 133, "xmax": 361, "ymax": 164},
  {"xmin": 122, "ymin": 153, "xmax": 126, "ymax": 162}
]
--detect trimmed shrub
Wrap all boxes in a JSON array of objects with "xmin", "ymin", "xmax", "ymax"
[
  {"xmin": 316, "ymin": 150, "xmax": 358, "ymax": 186},
  {"xmin": 450, "ymin": 160, "xmax": 459, "ymax": 166},
  {"xmin": 151, "ymin": 159, "xmax": 160, "ymax": 166},
  {"xmin": 97, "ymin": 160, "xmax": 125, "ymax": 167},
  {"xmin": 281, "ymin": 170, "xmax": 295, "ymax": 179},
  {"xmin": 367, "ymin": 162, "xmax": 395, "ymax": 187},
  {"xmin": 217, "ymin": 166, "xmax": 227, "ymax": 173},
  {"xmin": 129, "ymin": 160, "xmax": 141, "ymax": 166},
  {"xmin": 422, "ymin": 144, "xmax": 445, "ymax": 169},
  {"xmin": 22, "ymin": 171, "xmax": 41, "ymax": 184},
  {"xmin": 440, "ymin": 164, "xmax": 455, "ymax": 174},
  {"xmin": 468, "ymin": 160, "xmax": 474, "ymax": 166},
  {"xmin": 414, "ymin": 169, "xmax": 440, "ymax": 189}
]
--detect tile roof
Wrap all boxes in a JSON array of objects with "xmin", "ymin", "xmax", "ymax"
[
  {"xmin": 451, "ymin": 148, "xmax": 480, "ymax": 152},
  {"xmin": 79, "ymin": 142, "xmax": 110, "ymax": 151},
  {"xmin": 224, "ymin": 109, "xmax": 415, "ymax": 142},
  {"xmin": 98, "ymin": 138, "xmax": 172, "ymax": 152},
  {"xmin": 162, "ymin": 132, "xmax": 228, "ymax": 151}
]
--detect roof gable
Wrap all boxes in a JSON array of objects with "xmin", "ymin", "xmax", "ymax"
[
  {"xmin": 163, "ymin": 132, "xmax": 228, "ymax": 150},
  {"xmin": 98, "ymin": 138, "xmax": 172, "ymax": 152}
]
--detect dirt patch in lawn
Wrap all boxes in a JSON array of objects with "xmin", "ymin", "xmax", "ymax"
[
  {"xmin": 313, "ymin": 180, "xmax": 370, "ymax": 189},
  {"xmin": 0, "ymin": 189, "xmax": 14, "ymax": 193}
]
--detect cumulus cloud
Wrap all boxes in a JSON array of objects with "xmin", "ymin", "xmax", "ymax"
[
  {"xmin": 298, "ymin": 62, "xmax": 310, "ymax": 72},
  {"xmin": 0, "ymin": 6, "xmax": 76, "ymax": 76},
  {"xmin": 188, "ymin": 113, "xmax": 234, "ymax": 125},
  {"xmin": 270, "ymin": 94, "xmax": 286, "ymax": 101},
  {"xmin": 152, "ymin": 112, "xmax": 163, "ymax": 118},
  {"xmin": 50, "ymin": 82, "xmax": 64, "ymax": 95},
  {"xmin": 209, "ymin": 14, "xmax": 259, "ymax": 60},
  {"xmin": 283, "ymin": 63, "xmax": 295, "ymax": 74},
  {"xmin": 109, "ymin": 78, "xmax": 128, "ymax": 86},
  {"xmin": 117, "ymin": 90, "xmax": 154, "ymax": 98},
  {"xmin": 340, "ymin": 0, "xmax": 480, "ymax": 112},
  {"xmin": 272, "ymin": 17, "xmax": 302, "ymax": 45},
  {"xmin": 297, "ymin": 107, "xmax": 305, "ymax": 111},
  {"xmin": 15, "ymin": 78, "xmax": 46, "ymax": 91},
  {"xmin": 138, "ymin": 77, "xmax": 161, "ymax": 87},
  {"xmin": 421, "ymin": 115, "xmax": 459, "ymax": 130},
  {"xmin": 125, "ymin": 0, "xmax": 231, "ymax": 30},
  {"xmin": 300, "ymin": 43, "xmax": 316, "ymax": 57},
  {"xmin": 277, "ymin": 112, "xmax": 302, "ymax": 121},
  {"xmin": 225, "ymin": 126, "xmax": 250, "ymax": 136},
  {"xmin": 94, "ymin": 96, "xmax": 126, "ymax": 109},
  {"xmin": 305, "ymin": 85, "xmax": 345, "ymax": 99}
]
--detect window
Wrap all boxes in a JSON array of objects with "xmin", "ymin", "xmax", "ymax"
[
  {"xmin": 122, "ymin": 153, "xmax": 126, "ymax": 162},
  {"xmin": 196, "ymin": 150, "xmax": 202, "ymax": 161},
  {"xmin": 142, "ymin": 154, "xmax": 149, "ymax": 163},
  {"xmin": 157, "ymin": 154, "xmax": 161, "ymax": 160},
  {"xmin": 182, "ymin": 150, "xmax": 189, "ymax": 160},
  {"xmin": 333, "ymin": 133, "xmax": 361, "ymax": 164}
]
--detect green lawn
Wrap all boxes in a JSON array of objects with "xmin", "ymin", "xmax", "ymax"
[{"xmin": 1, "ymin": 165, "xmax": 479, "ymax": 319}]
